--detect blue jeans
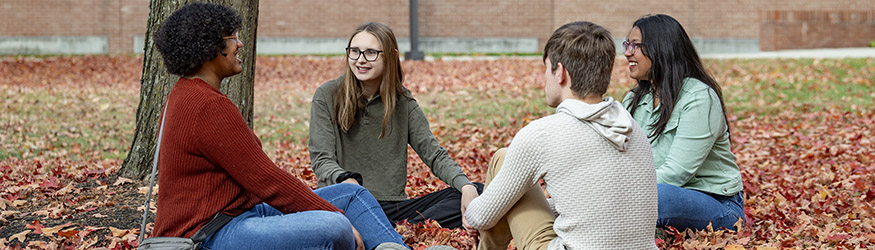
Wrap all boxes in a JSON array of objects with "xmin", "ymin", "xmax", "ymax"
[
  {"xmin": 314, "ymin": 183, "xmax": 406, "ymax": 249},
  {"xmin": 657, "ymin": 183, "xmax": 745, "ymax": 232},
  {"xmin": 202, "ymin": 183, "xmax": 405, "ymax": 249}
]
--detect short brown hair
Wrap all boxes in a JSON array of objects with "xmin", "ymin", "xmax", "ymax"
[{"xmin": 543, "ymin": 21, "xmax": 615, "ymax": 98}]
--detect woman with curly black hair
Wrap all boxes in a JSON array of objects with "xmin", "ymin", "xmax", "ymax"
[{"xmin": 149, "ymin": 3, "xmax": 406, "ymax": 249}]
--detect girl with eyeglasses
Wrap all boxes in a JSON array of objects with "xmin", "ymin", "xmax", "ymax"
[
  {"xmin": 309, "ymin": 22, "xmax": 482, "ymax": 231},
  {"xmin": 621, "ymin": 14, "xmax": 745, "ymax": 232}
]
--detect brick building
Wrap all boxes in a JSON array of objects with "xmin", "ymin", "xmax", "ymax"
[{"xmin": 1, "ymin": 0, "xmax": 873, "ymax": 54}]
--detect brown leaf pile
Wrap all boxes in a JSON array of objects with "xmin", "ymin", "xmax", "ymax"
[{"xmin": 1, "ymin": 55, "xmax": 874, "ymax": 249}]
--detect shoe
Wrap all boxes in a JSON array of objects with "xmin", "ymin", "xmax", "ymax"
[
  {"xmin": 375, "ymin": 242, "xmax": 410, "ymax": 250},
  {"xmin": 424, "ymin": 245, "xmax": 457, "ymax": 250}
]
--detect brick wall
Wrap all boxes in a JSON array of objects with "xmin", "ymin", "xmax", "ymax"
[
  {"xmin": 258, "ymin": 0, "xmax": 552, "ymax": 40},
  {"xmin": 760, "ymin": 10, "xmax": 875, "ymax": 51},
  {"xmin": 258, "ymin": 0, "xmax": 410, "ymax": 38},
  {"xmin": 1, "ymin": 0, "xmax": 147, "ymax": 53},
  {"xmin": 1, "ymin": 0, "xmax": 872, "ymax": 54},
  {"xmin": 551, "ymin": 0, "xmax": 874, "ymax": 41}
]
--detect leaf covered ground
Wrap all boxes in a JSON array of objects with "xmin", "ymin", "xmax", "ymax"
[{"xmin": 0, "ymin": 55, "xmax": 873, "ymax": 249}]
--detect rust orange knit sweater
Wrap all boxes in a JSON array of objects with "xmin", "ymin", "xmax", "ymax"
[{"xmin": 152, "ymin": 77, "xmax": 340, "ymax": 238}]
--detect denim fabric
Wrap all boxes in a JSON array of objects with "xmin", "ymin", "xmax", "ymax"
[
  {"xmin": 657, "ymin": 183, "xmax": 745, "ymax": 231},
  {"xmin": 201, "ymin": 204, "xmax": 354, "ymax": 250},
  {"xmin": 314, "ymin": 183, "xmax": 406, "ymax": 249},
  {"xmin": 201, "ymin": 183, "xmax": 404, "ymax": 250}
]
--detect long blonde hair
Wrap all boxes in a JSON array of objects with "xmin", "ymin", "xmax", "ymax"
[{"xmin": 334, "ymin": 22, "xmax": 409, "ymax": 138}]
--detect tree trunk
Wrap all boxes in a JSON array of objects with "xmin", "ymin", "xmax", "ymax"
[{"xmin": 120, "ymin": 0, "xmax": 259, "ymax": 179}]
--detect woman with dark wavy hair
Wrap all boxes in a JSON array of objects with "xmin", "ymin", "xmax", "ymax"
[
  {"xmin": 622, "ymin": 14, "xmax": 745, "ymax": 232},
  {"xmin": 149, "ymin": 3, "xmax": 405, "ymax": 249}
]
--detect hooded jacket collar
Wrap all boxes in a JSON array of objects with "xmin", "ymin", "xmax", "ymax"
[{"xmin": 556, "ymin": 97, "xmax": 635, "ymax": 151}]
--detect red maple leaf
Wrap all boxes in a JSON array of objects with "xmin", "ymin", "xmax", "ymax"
[
  {"xmin": 40, "ymin": 177, "xmax": 60, "ymax": 189},
  {"xmin": 827, "ymin": 233, "xmax": 851, "ymax": 242},
  {"xmin": 58, "ymin": 229, "xmax": 79, "ymax": 239},
  {"xmin": 26, "ymin": 220, "xmax": 45, "ymax": 234}
]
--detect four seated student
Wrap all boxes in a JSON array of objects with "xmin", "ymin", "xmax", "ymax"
[
  {"xmin": 148, "ymin": 3, "xmax": 407, "ymax": 250},
  {"xmin": 622, "ymin": 14, "xmax": 745, "ymax": 232},
  {"xmin": 464, "ymin": 21, "xmax": 659, "ymax": 249},
  {"xmin": 308, "ymin": 22, "xmax": 483, "ymax": 230},
  {"xmin": 149, "ymin": 4, "xmax": 737, "ymax": 248}
]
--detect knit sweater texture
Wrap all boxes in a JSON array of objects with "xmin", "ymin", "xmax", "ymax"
[
  {"xmin": 152, "ymin": 78, "xmax": 340, "ymax": 238},
  {"xmin": 309, "ymin": 77, "xmax": 471, "ymax": 201},
  {"xmin": 466, "ymin": 98, "xmax": 659, "ymax": 250}
]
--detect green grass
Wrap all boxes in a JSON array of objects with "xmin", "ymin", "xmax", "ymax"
[
  {"xmin": 0, "ymin": 86, "xmax": 136, "ymax": 160},
  {"xmin": 427, "ymin": 52, "xmax": 543, "ymax": 58},
  {"xmin": 706, "ymin": 58, "xmax": 873, "ymax": 115},
  {"xmin": 252, "ymin": 90, "xmax": 314, "ymax": 144},
  {"xmin": 1, "ymin": 57, "xmax": 872, "ymax": 161},
  {"xmin": 416, "ymin": 87, "xmax": 552, "ymax": 128}
]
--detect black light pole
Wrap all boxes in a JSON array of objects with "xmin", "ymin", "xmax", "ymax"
[{"xmin": 405, "ymin": 0, "xmax": 424, "ymax": 60}]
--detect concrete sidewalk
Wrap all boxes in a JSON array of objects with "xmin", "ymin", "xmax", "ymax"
[
  {"xmin": 420, "ymin": 47, "xmax": 875, "ymax": 61},
  {"xmin": 701, "ymin": 47, "xmax": 875, "ymax": 59}
]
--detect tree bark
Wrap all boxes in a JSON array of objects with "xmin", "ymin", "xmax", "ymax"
[{"xmin": 120, "ymin": 0, "xmax": 259, "ymax": 179}]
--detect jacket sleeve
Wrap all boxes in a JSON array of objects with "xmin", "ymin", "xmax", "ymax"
[
  {"xmin": 466, "ymin": 125, "xmax": 545, "ymax": 229},
  {"xmin": 194, "ymin": 96, "xmax": 340, "ymax": 214},
  {"xmin": 656, "ymin": 88, "xmax": 725, "ymax": 186},
  {"xmin": 309, "ymin": 85, "xmax": 347, "ymax": 186},
  {"xmin": 406, "ymin": 100, "xmax": 472, "ymax": 191}
]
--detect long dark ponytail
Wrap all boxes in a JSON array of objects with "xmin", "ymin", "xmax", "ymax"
[{"xmin": 625, "ymin": 14, "xmax": 729, "ymax": 140}]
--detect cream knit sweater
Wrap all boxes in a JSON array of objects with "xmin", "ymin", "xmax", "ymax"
[{"xmin": 467, "ymin": 98, "xmax": 659, "ymax": 250}]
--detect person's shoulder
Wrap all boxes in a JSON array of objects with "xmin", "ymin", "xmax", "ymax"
[
  {"xmin": 516, "ymin": 115, "xmax": 556, "ymax": 137},
  {"xmin": 314, "ymin": 76, "xmax": 343, "ymax": 99},
  {"xmin": 679, "ymin": 78, "xmax": 723, "ymax": 106},
  {"xmin": 622, "ymin": 90, "xmax": 637, "ymax": 100},
  {"xmin": 396, "ymin": 87, "xmax": 418, "ymax": 111},
  {"xmin": 621, "ymin": 91, "xmax": 636, "ymax": 106},
  {"xmin": 316, "ymin": 76, "xmax": 342, "ymax": 91},
  {"xmin": 173, "ymin": 78, "xmax": 226, "ymax": 102},
  {"xmin": 681, "ymin": 78, "xmax": 711, "ymax": 94}
]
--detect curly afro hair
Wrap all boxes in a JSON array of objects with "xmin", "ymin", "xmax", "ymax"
[{"xmin": 154, "ymin": 2, "xmax": 241, "ymax": 76}]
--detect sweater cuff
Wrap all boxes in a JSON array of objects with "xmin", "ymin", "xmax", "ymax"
[
  {"xmin": 335, "ymin": 171, "xmax": 363, "ymax": 185},
  {"xmin": 451, "ymin": 175, "xmax": 473, "ymax": 192}
]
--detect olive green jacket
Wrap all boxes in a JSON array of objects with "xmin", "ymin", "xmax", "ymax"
[{"xmin": 309, "ymin": 77, "xmax": 472, "ymax": 201}]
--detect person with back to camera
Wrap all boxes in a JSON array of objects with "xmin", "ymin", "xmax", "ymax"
[
  {"xmin": 465, "ymin": 21, "xmax": 659, "ymax": 250},
  {"xmin": 622, "ymin": 14, "xmax": 746, "ymax": 233},
  {"xmin": 308, "ymin": 22, "xmax": 482, "ymax": 231},
  {"xmin": 148, "ymin": 3, "xmax": 408, "ymax": 249}
]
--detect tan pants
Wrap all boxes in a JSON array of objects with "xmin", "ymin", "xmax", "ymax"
[{"xmin": 478, "ymin": 148, "xmax": 557, "ymax": 250}]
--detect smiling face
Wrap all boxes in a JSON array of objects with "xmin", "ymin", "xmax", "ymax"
[
  {"xmin": 218, "ymin": 31, "xmax": 244, "ymax": 77},
  {"xmin": 625, "ymin": 27, "xmax": 651, "ymax": 81},
  {"xmin": 347, "ymin": 31, "xmax": 385, "ymax": 86}
]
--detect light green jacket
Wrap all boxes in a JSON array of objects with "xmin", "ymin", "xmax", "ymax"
[{"xmin": 622, "ymin": 78, "xmax": 742, "ymax": 196}]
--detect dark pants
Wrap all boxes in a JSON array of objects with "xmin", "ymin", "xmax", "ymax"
[{"xmin": 379, "ymin": 183, "xmax": 484, "ymax": 229}]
